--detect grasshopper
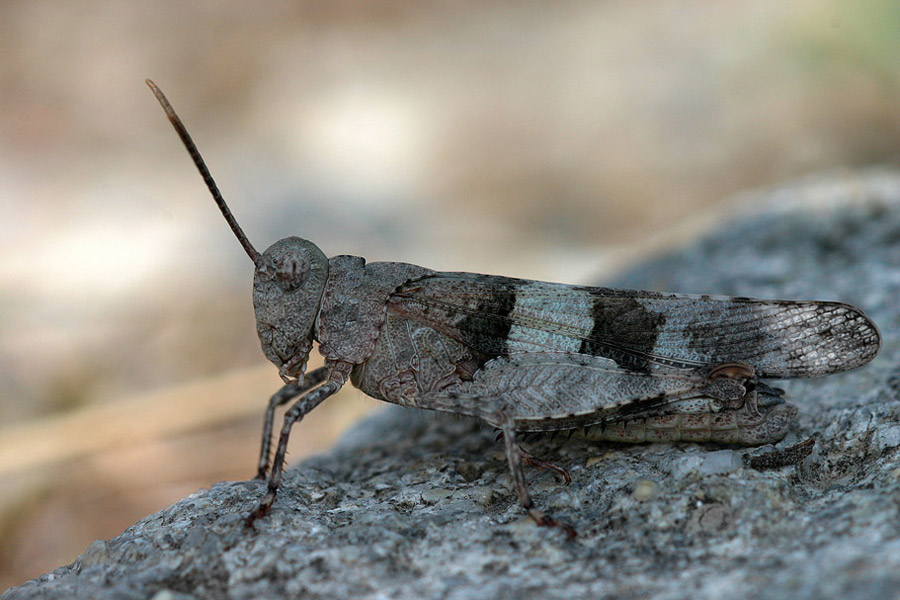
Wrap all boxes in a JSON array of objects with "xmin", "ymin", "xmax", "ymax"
[{"xmin": 146, "ymin": 80, "xmax": 881, "ymax": 534}]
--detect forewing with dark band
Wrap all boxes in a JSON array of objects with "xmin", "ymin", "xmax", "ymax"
[{"xmin": 387, "ymin": 272, "xmax": 880, "ymax": 379}]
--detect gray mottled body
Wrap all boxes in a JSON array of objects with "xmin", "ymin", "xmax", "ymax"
[
  {"xmin": 248, "ymin": 247, "xmax": 878, "ymax": 530},
  {"xmin": 147, "ymin": 81, "xmax": 882, "ymax": 533}
]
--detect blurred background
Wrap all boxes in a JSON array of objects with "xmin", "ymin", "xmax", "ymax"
[{"xmin": 2, "ymin": 0, "xmax": 900, "ymax": 589}]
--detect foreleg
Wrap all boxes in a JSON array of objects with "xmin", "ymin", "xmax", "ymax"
[
  {"xmin": 255, "ymin": 366, "xmax": 329, "ymax": 479},
  {"xmin": 246, "ymin": 362, "xmax": 351, "ymax": 525}
]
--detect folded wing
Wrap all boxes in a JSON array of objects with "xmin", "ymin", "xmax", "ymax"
[{"xmin": 387, "ymin": 272, "xmax": 880, "ymax": 379}]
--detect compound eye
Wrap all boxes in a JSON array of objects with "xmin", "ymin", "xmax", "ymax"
[{"xmin": 275, "ymin": 252, "xmax": 310, "ymax": 293}]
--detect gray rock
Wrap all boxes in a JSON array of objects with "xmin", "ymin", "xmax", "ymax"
[{"xmin": 6, "ymin": 170, "xmax": 900, "ymax": 600}]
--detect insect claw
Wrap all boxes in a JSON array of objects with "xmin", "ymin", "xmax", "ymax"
[
  {"xmin": 528, "ymin": 507, "xmax": 577, "ymax": 538},
  {"xmin": 244, "ymin": 507, "xmax": 266, "ymax": 528},
  {"xmin": 245, "ymin": 491, "xmax": 276, "ymax": 527}
]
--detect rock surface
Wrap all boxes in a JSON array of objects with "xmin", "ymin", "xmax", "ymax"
[{"xmin": 5, "ymin": 170, "xmax": 900, "ymax": 600}]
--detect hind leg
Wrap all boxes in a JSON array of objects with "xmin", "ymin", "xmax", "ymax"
[
  {"xmin": 578, "ymin": 387, "xmax": 797, "ymax": 445},
  {"xmin": 423, "ymin": 393, "xmax": 576, "ymax": 536}
]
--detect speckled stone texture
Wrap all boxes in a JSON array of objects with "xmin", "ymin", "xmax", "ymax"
[{"xmin": 6, "ymin": 170, "xmax": 900, "ymax": 600}]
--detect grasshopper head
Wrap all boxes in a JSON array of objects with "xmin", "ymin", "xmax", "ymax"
[
  {"xmin": 253, "ymin": 237, "xmax": 329, "ymax": 379},
  {"xmin": 146, "ymin": 81, "xmax": 330, "ymax": 381}
]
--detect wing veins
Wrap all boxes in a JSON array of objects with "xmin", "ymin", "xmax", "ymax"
[{"xmin": 397, "ymin": 293, "xmax": 706, "ymax": 368}]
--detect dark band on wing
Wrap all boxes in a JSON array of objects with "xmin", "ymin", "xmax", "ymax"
[
  {"xmin": 579, "ymin": 291, "xmax": 667, "ymax": 372},
  {"xmin": 388, "ymin": 273, "xmax": 880, "ymax": 378},
  {"xmin": 454, "ymin": 277, "xmax": 519, "ymax": 358}
]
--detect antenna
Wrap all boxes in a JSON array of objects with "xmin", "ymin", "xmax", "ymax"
[{"xmin": 145, "ymin": 79, "xmax": 261, "ymax": 265}]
